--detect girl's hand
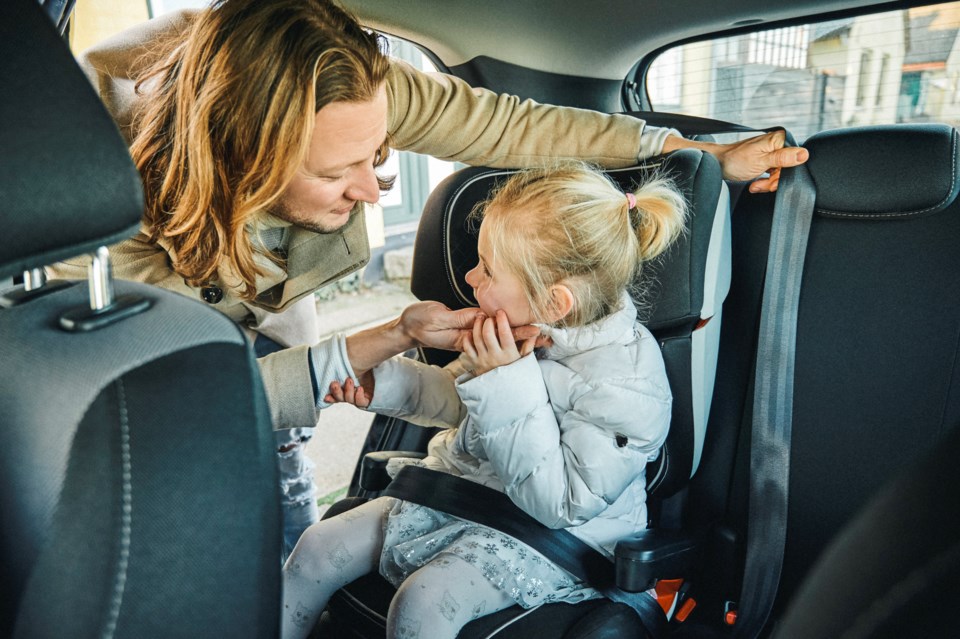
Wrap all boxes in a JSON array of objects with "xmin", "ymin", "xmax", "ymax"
[
  {"xmin": 324, "ymin": 373, "xmax": 373, "ymax": 408},
  {"xmin": 460, "ymin": 310, "xmax": 537, "ymax": 376}
]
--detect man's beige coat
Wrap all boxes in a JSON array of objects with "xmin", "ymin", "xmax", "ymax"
[{"xmin": 50, "ymin": 10, "xmax": 672, "ymax": 429}]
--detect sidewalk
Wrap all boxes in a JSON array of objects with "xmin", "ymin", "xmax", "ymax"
[{"xmin": 305, "ymin": 280, "xmax": 418, "ymax": 512}]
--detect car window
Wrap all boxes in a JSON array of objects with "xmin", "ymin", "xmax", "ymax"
[{"xmin": 647, "ymin": 1, "xmax": 960, "ymax": 142}]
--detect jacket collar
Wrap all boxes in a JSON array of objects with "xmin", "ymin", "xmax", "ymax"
[
  {"xmin": 537, "ymin": 291, "xmax": 639, "ymax": 360},
  {"xmin": 153, "ymin": 206, "xmax": 370, "ymax": 314}
]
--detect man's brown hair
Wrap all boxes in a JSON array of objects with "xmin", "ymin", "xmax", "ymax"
[{"xmin": 130, "ymin": 0, "xmax": 391, "ymax": 299}]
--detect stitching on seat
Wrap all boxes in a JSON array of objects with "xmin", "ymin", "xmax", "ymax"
[
  {"xmin": 817, "ymin": 132, "xmax": 958, "ymax": 219},
  {"xmin": 444, "ymin": 169, "xmax": 514, "ymax": 307},
  {"xmin": 482, "ymin": 603, "xmax": 543, "ymax": 638},
  {"xmin": 101, "ymin": 379, "xmax": 132, "ymax": 639}
]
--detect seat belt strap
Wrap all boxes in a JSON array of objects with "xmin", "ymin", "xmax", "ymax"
[
  {"xmin": 384, "ymin": 465, "xmax": 614, "ymax": 586},
  {"xmin": 734, "ymin": 148, "xmax": 817, "ymax": 636},
  {"xmin": 383, "ymin": 466, "xmax": 670, "ymax": 635}
]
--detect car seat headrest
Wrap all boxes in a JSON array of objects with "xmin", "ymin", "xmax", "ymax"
[
  {"xmin": 0, "ymin": 0, "xmax": 143, "ymax": 281},
  {"xmin": 410, "ymin": 149, "xmax": 724, "ymax": 334},
  {"xmin": 804, "ymin": 124, "xmax": 960, "ymax": 219}
]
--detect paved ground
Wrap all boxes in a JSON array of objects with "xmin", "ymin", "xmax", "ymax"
[{"xmin": 304, "ymin": 280, "xmax": 418, "ymax": 513}]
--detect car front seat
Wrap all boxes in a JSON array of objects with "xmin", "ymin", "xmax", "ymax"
[{"xmin": 0, "ymin": 1, "xmax": 281, "ymax": 637}]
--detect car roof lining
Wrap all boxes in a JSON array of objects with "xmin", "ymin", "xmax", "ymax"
[{"xmin": 341, "ymin": 0, "xmax": 904, "ymax": 80}]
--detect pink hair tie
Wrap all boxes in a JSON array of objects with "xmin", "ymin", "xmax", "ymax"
[{"xmin": 625, "ymin": 192, "xmax": 637, "ymax": 209}]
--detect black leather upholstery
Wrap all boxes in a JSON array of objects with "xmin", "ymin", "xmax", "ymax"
[
  {"xmin": 805, "ymin": 123, "xmax": 960, "ymax": 218},
  {"xmin": 689, "ymin": 123, "xmax": 960, "ymax": 631}
]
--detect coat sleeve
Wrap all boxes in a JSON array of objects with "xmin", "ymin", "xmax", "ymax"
[
  {"xmin": 457, "ymin": 354, "xmax": 670, "ymax": 529},
  {"xmin": 385, "ymin": 61, "xmax": 677, "ymax": 168},
  {"xmin": 364, "ymin": 356, "xmax": 467, "ymax": 429},
  {"xmin": 77, "ymin": 9, "xmax": 199, "ymax": 144}
]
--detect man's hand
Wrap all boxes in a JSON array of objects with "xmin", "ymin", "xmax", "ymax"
[
  {"xmin": 663, "ymin": 129, "xmax": 809, "ymax": 193},
  {"xmin": 460, "ymin": 310, "xmax": 537, "ymax": 377},
  {"xmin": 399, "ymin": 301, "xmax": 540, "ymax": 351}
]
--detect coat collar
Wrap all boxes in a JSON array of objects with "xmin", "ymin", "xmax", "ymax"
[
  {"xmin": 153, "ymin": 206, "xmax": 371, "ymax": 314},
  {"xmin": 537, "ymin": 291, "xmax": 639, "ymax": 360}
]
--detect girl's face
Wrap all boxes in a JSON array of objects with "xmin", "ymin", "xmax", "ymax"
[{"xmin": 464, "ymin": 222, "xmax": 537, "ymax": 326}]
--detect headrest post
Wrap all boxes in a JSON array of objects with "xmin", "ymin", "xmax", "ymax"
[
  {"xmin": 88, "ymin": 246, "xmax": 114, "ymax": 311},
  {"xmin": 22, "ymin": 269, "xmax": 47, "ymax": 292}
]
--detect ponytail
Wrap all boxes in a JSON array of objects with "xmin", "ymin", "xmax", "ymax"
[{"xmin": 628, "ymin": 175, "xmax": 688, "ymax": 261}]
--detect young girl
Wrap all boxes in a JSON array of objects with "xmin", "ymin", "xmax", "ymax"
[{"xmin": 281, "ymin": 162, "xmax": 687, "ymax": 639}]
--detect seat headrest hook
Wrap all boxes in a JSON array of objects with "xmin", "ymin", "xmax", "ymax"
[
  {"xmin": 22, "ymin": 268, "xmax": 47, "ymax": 292},
  {"xmin": 88, "ymin": 246, "xmax": 114, "ymax": 311}
]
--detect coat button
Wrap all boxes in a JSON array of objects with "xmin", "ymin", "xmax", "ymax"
[{"xmin": 201, "ymin": 285, "xmax": 223, "ymax": 304}]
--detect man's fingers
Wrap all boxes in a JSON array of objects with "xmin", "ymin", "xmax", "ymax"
[
  {"xmin": 770, "ymin": 145, "xmax": 808, "ymax": 168},
  {"xmin": 519, "ymin": 336, "xmax": 537, "ymax": 357},
  {"xmin": 749, "ymin": 167, "xmax": 782, "ymax": 193},
  {"xmin": 512, "ymin": 324, "xmax": 540, "ymax": 341},
  {"xmin": 448, "ymin": 305, "xmax": 484, "ymax": 329}
]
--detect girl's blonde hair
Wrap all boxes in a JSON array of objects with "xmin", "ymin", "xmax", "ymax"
[
  {"xmin": 476, "ymin": 162, "xmax": 688, "ymax": 327},
  {"xmin": 130, "ymin": 0, "xmax": 391, "ymax": 299}
]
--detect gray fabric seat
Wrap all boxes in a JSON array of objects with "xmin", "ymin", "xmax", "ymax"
[{"xmin": 0, "ymin": 1, "xmax": 280, "ymax": 636}]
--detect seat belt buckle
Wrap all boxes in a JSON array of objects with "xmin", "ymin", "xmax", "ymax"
[{"xmin": 655, "ymin": 579, "xmax": 697, "ymax": 622}]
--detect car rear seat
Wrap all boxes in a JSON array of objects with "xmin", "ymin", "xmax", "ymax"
[{"xmin": 686, "ymin": 123, "xmax": 960, "ymax": 634}]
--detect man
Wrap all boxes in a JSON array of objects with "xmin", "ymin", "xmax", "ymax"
[{"xmin": 52, "ymin": 0, "xmax": 807, "ymax": 554}]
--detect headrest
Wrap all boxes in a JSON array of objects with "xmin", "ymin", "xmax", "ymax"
[
  {"xmin": 0, "ymin": 0, "xmax": 143, "ymax": 280},
  {"xmin": 410, "ymin": 148, "xmax": 724, "ymax": 343},
  {"xmin": 804, "ymin": 124, "xmax": 960, "ymax": 219}
]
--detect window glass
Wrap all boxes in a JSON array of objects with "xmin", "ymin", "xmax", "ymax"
[
  {"xmin": 378, "ymin": 39, "xmax": 456, "ymax": 229},
  {"xmin": 647, "ymin": 2, "xmax": 960, "ymax": 142}
]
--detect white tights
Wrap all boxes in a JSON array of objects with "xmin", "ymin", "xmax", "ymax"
[{"xmin": 281, "ymin": 497, "xmax": 516, "ymax": 639}]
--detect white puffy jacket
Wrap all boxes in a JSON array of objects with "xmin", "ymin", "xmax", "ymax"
[{"xmin": 365, "ymin": 293, "xmax": 672, "ymax": 557}]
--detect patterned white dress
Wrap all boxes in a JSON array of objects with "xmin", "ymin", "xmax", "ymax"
[{"xmin": 378, "ymin": 497, "xmax": 601, "ymax": 609}]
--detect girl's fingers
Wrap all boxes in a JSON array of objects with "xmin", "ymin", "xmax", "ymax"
[
  {"xmin": 355, "ymin": 386, "xmax": 369, "ymax": 408},
  {"xmin": 342, "ymin": 378, "xmax": 356, "ymax": 404},
  {"xmin": 462, "ymin": 332, "xmax": 476, "ymax": 357},
  {"xmin": 481, "ymin": 316, "xmax": 500, "ymax": 350},
  {"xmin": 495, "ymin": 310, "xmax": 514, "ymax": 349},
  {"xmin": 472, "ymin": 315, "xmax": 487, "ymax": 356},
  {"xmin": 328, "ymin": 381, "xmax": 344, "ymax": 403}
]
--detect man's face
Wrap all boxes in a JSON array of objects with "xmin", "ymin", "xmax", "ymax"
[{"xmin": 272, "ymin": 85, "xmax": 388, "ymax": 234}]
